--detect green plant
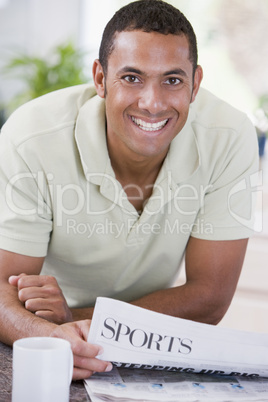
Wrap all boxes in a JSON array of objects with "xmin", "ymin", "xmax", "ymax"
[
  {"xmin": 257, "ymin": 94, "xmax": 268, "ymax": 138},
  {"xmin": 259, "ymin": 94, "xmax": 268, "ymax": 116},
  {"xmin": 4, "ymin": 42, "xmax": 90, "ymax": 113}
]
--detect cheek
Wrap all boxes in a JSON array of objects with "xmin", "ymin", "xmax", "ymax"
[
  {"xmin": 171, "ymin": 100, "xmax": 190, "ymax": 131},
  {"xmin": 106, "ymin": 92, "xmax": 135, "ymax": 126},
  {"xmin": 175, "ymin": 95, "xmax": 191, "ymax": 117},
  {"xmin": 105, "ymin": 98, "xmax": 127, "ymax": 136},
  {"xmin": 106, "ymin": 90, "xmax": 126, "ymax": 114}
]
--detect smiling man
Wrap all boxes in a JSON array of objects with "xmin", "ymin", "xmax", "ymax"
[
  {"xmin": 93, "ymin": 29, "xmax": 203, "ymax": 213},
  {"xmin": 0, "ymin": 0, "xmax": 258, "ymax": 379}
]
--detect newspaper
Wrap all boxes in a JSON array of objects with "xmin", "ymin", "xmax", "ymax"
[
  {"xmin": 85, "ymin": 368, "xmax": 268, "ymax": 402},
  {"xmin": 85, "ymin": 297, "xmax": 268, "ymax": 401}
]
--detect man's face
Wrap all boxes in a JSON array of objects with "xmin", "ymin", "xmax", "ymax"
[{"xmin": 94, "ymin": 30, "xmax": 203, "ymax": 161}]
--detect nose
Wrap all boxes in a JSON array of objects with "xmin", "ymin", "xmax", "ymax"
[{"xmin": 137, "ymin": 82, "xmax": 167, "ymax": 115}]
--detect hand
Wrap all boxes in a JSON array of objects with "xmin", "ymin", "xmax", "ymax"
[
  {"xmin": 50, "ymin": 320, "xmax": 113, "ymax": 380},
  {"xmin": 9, "ymin": 274, "xmax": 73, "ymax": 324}
]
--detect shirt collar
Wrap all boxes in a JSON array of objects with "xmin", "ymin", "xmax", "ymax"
[
  {"xmin": 75, "ymin": 91, "xmax": 114, "ymax": 186},
  {"xmin": 165, "ymin": 103, "xmax": 200, "ymax": 186}
]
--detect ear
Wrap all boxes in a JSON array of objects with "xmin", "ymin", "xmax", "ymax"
[
  {"xmin": 190, "ymin": 65, "xmax": 203, "ymax": 103},
  {"xmin": 92, "ymin": 59, "xmax": 105, "ymax": 98}
]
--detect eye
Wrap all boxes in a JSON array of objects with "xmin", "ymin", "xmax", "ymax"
[
  {"xmin": 165, "ymin": 77, "xmax": 181, "ymax": 85},
  {"xmin": 123, "ymin": 75, "xmax": 140, "ymax": 83}
]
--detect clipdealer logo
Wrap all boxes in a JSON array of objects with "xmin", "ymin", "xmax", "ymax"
[
  {"xmin": 4, "ymin": 171, "xmax": 211, "ymax": 220},
  {"xmin": 65, "ymin": 217, "xmax": 213, "ymax": 238},
  {"xmin": 227, "ymin": 171, "xmax": 262, "ymax": 232},
  {"xmin": 4, "ymin": 169, "xmax": 262, "ymax": 232}
]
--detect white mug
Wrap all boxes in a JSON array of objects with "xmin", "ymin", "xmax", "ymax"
[{"xmin": 12, "ymin": 337, "xmax": 73, "ymax": 402}]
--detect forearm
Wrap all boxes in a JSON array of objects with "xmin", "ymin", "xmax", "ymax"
[
  {"xmin": 134, "ymin": 237, "xmax": 248, "ymax": 324},
  {"xmin": 0, "ymin": 281, "xmax": 57, "ymax": 345},
  {"xmin": 70, "ymin": 281, "xmax": 228, "ymax": 326},
  {"xmin": 130, "ymin": 282, "xmax": 229, "ymax": 325}
]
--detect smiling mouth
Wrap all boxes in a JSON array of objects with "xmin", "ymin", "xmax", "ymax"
[{"xmin": 131, "ymin": 116, "xmax": 168, "ymax": 132}]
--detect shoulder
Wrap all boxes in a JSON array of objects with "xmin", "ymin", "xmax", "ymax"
[
  {"xmin": 0, "ymin": 84, "xmax": 97, "ymax": 147},
  {"xmin": 190, "ymin": 88, "xmax": 257, "ymax": 153},
  {"xmin": 192, "ymin": 87, "xmax": 251, "ymax": 132}
]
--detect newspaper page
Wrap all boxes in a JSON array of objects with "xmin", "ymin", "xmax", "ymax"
[
  {"xmin": 85, "ymin": 297, "xmax": 268, "ymax": 401},
  {"xmin": 85, "ymin": 367, "xmax": 268, "ymax": 402},
  {"xmin": 88, "ymin": 297, "xmax": 268, "ymax": 376}
]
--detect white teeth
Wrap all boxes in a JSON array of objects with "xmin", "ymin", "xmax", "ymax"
[{"xmin": 131, "ymin": 116, "xmax": 168, "ymax": 131}]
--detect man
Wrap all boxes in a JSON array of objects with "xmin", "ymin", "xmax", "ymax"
[{"xmin": 0, "ymin": 0, "xmax": 258, "ymax": 380}]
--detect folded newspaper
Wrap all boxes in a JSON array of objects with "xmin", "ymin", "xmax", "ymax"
[{"xmin": 85, "ymin": 297, "xmax": 268, "ymax": 401}]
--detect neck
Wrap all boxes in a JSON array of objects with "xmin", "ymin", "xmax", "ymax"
[
  {"xmin": 109, "ymin": 145, "xmax": 166, "ymax": 184},
  {"xmin": 108, "ymin": 142, "xmax": 167, "ymax": 213}
]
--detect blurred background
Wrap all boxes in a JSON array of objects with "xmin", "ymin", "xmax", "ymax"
[{"xmin": 0, "ymin": 0, "xmax": 267, "ymax": 332}]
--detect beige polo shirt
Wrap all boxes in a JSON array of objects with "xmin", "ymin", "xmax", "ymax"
[{"xmin": 0, "ymin": 85, "xmax": 259, "ymax": 307}]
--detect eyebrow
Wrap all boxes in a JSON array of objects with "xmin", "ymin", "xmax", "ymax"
[
  {"xmin": 118, "ymin": 66, "xmax": 188, "ymax": 77},
  {"xmin": 118, "ymin": 67, "xmax": 143, "ymax": 75},
  {"xmin": 163, "ymin": 69, "xmax": 187, "ymax": 77}
]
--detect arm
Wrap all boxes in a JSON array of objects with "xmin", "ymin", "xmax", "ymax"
[
  {"xmin": 15, "ymin": 237, "xmax": 248, "ymax": 325},
  {"xmin": 71, "ymin": 237, "xmax": 248, "ymax": 324},
  {"xmin": 0, "ymin": 249, "xmax": 49, "ymax": 344},
  {"xmin": 131, "ymin": 236, "xmax": 248, "ymax": 324},
  {"xmin": 0, "ymin": 249, "xmax": 112, "ymax": 379}
]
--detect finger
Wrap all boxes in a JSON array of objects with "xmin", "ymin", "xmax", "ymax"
[
  {"xmin": 72, "ymin": 367, "xmax": 95, "ymax": 381},
  {"xmin": 18, "ymin": 287, "xmax": 47, "ymax": 302},
  {"xmin": 35, "ymin": 310, "xmax": 64, "ymax": 324},
  {"xmin": 72, "ymin": 364, "xmax": 113, "ymax": 381},
  {"xmin": 56, "ymin": 327, "xmax": 103, "ymax": 359},
  {"xmin": 74, "ymin": 354, "xmax": 113, "ymax": 374},
  {"xmin": 23, "ymin": 297, "xmax": 52, "ymax": 312},
  {"xmin": 24, "ymin": 297, "xmax": 64, "ymax": 313},
  {"xmin": 8, "ymin": 273, "xmax": 26, "ymax": 287},
  {"xmin": 35, "ymin": 310, "xmax": 54, "ymax": 319},
  {"xmin": 35, "ymin": 308, "xmax": 72, "ymax": 324},
  {"xmin": 18, "ymin": 285, "xmax": 62, "ymax": 302},
  {"xmin": 72, "ymin": 340, "xmax": 102, "ymax": 359},
  {"xmin": 17, "ymin": 275, "xmax": 58, "ymax": 290}
]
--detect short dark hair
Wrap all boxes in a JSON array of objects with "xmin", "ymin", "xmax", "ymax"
[{"xmin": 99, "ymin": 0, "xmax": 198, "ymax": 76}]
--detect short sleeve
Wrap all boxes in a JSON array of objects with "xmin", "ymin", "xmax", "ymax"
[
  {"xmin": 192, "ymin": 116, "xmax": 259, "ymax": 240},
  {"xmin": 0, "ymin": 132, "xmax": 52, "ymax": 257}
]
